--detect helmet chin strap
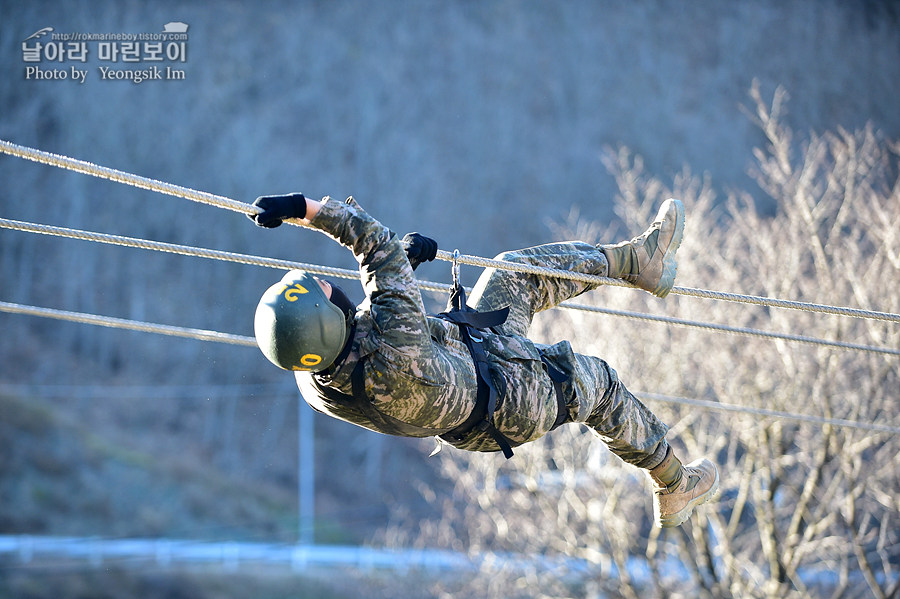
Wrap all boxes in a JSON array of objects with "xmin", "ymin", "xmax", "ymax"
[
  {"xmin": 321, "ymin": 282, "xmax": 357, "ymax": 375},
  {"xmin": 326, "ymin": 282, "xmax": 356, "ymax": 321}
]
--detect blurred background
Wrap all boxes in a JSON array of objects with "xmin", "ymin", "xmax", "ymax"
[{"xmin": 1, "ymin": 1, "xmax": 898, "ymax": 597}]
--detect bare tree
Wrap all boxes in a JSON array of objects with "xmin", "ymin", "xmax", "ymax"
[{"xmin": 389, "ymin": 86, "xmax": 900, "ymax": 599}]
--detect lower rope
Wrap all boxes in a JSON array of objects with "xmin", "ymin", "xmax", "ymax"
[
  {"xmin": 2, "ymin": 299, "xmax": 896, "ymax": 436},
  {"xmin": 0, "ymin": 300, "xmax": 257, "ymax": 346},
  {"xmin": 638, "ymin": 391, "xmax": 900, "ymax": 436}
]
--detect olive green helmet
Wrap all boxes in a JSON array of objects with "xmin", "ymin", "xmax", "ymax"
[{"xmin": 254, "ymin": 270, "xmax": 351, "ymax": 372}]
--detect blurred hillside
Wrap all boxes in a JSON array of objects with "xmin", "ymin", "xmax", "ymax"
[
  {"xmin": 1, "ymin": 0, "xmax": 898, "ymax": 386},
  {"xmin": 1, "ymin": 1, "xmax": 899, "ymax": 596}
]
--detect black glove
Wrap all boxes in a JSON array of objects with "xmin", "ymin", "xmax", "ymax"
[
  {"xmin": 401, "ymin": 232, "xmax": 438, "ymax": 271},
  {"xmin": 248, "ymin": 193, "xmax": 307, "ymax": 228}
]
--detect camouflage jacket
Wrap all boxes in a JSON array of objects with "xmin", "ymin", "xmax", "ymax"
[{"xmin": 295, "ymin": 196, "xmax": 561, "ymax": 453}]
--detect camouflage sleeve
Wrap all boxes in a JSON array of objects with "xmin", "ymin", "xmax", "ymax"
[{"xmin": 306, "ymin": 196, "xmax": 434, "ymax": 356}]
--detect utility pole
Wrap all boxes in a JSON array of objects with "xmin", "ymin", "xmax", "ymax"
[{"xmin": 297, "ymin": 393, "xmax": 315, "ymax": 545}]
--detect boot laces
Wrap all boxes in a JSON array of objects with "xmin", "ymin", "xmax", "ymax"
[
  {"xmin": 683, "ymin": 472, "xmax": 702, "ymax": 493},
  {"xmin": 632, "ymin": 218, "xmax": 663, "ymax": 260}
]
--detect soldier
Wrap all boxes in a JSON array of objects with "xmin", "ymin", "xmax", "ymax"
[{"xmin": 249, "ymin": 193, "xmax": 718, "ymax": 528}]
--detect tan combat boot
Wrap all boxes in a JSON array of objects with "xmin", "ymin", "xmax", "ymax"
[
  {"xmin": 648, "ymin": 446, "xmax": 719, "ymax": 528},
  {"xmin": 600, "ymin": 198, "xmax": 685, "ymax": 298}
]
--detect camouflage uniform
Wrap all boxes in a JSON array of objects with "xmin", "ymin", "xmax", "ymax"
[{"xmin": 295, "ymin": 196, "xmax": 669, "ymax": 467}]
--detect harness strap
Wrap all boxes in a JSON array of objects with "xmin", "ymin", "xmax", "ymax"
[
  {"xmin": 437, "ymin": 285, "xmax": 515, "ymax": 459},
  {"xmin": 540, "ymin": 351, "xmax": 570, "ymax": 430},
  {"xmin": 441, "ymin": 306, "xmax": 510, "ymax": 330},
  {"xmin": 439, "ymin": 322, "xmax": 515, "ymax": 458}
]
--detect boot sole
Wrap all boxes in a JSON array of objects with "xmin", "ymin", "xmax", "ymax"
[
  {"xmin": 657, "ymin": 467, "xmax": 720, "ymax": 528},
  {"xmin": 651, "ymin": 199, "xmax": 685, "ymax": 298}
]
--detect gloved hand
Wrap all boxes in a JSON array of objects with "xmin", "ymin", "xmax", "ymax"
[
  {"xmin": 401, "ymin": 232, "xmax": 438, "ymax": 271},
  {"xmin": 248, "ymin": 193, "xmax": 307, "ymax": 228}
]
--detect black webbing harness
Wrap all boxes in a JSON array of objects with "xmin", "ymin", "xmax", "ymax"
[
  {"xmin": 311, "ymin": 254, "xmax": 570, "ymax": 460},
  {"xmin": 435, "ymin": 254, "xmax": 571, "ymax": 459},
  {"xmin": 435, "ymin": 284, "xmax": 517, "ymax": 458}
]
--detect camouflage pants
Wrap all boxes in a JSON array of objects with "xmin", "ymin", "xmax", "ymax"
[{"xmin": 467, "ymin": 241, "xmax": 669, "ymax": 468}]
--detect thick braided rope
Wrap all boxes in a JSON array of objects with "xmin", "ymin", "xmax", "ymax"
[
  {"xmin": 2, "ymin": 297, "xmax": 896, "ymax": 435},
  {"xmin": 440, "ymin": 249, "xmax": 900, "ymax": 323},
  {"xmin": 0, "ymin": 217, "xmax": 450, "ymax": 295},
  {"xmin": 4, "ymin": 217, "xmax": 898, "ymax": 357},
  {"xmin": 668, "ymin": 285, "xmax": 900, "ymax": 323},
  {"xmin": 3, "ymin": 139, "xmax": 899, "ymax": 324},
  {"xmin": 638, "ymin": 392, "xmax": 900, "ymax": 436},
  {"xmin": 0, "ymin": 140, "xmax": 257, "ymax": 217},
  {"xmin": 563, "ymin": 303, "xmax": 900, "ymax": 356},
  {"xmin": 0, "ymin": 300, "xmax": 257, "ymax": 347}
]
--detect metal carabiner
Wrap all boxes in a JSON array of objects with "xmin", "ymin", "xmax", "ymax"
[{"xmin": 451, "ymin": 249, "xmax": 461, "ymax": 289}]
